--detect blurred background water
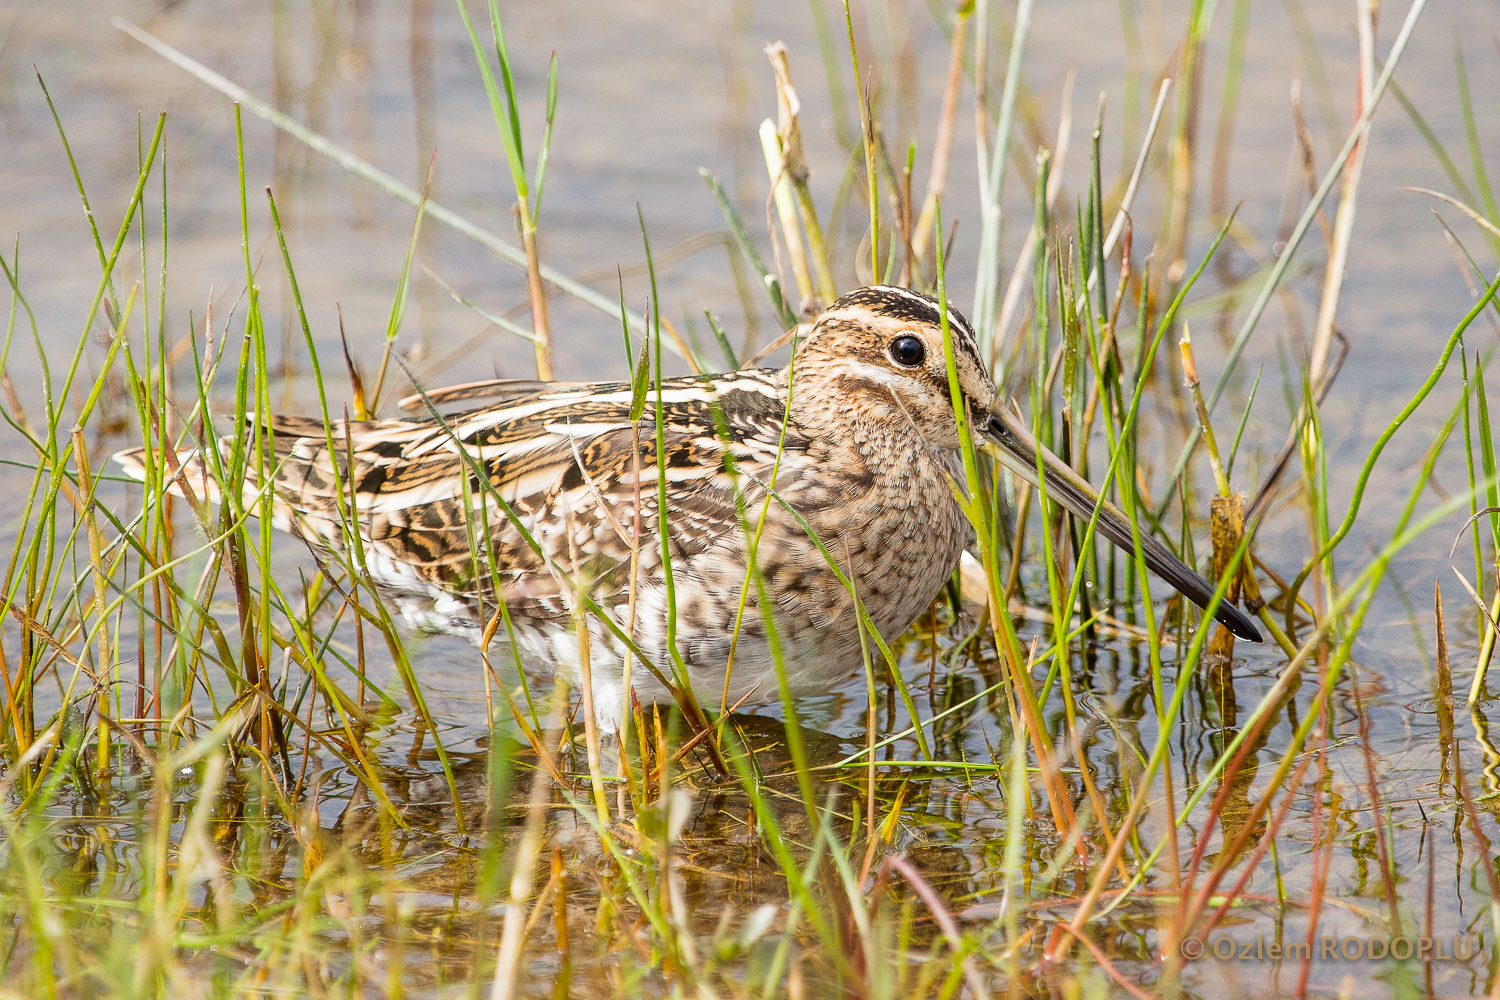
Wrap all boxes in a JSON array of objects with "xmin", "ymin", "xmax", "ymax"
[{"xmin": 4, "ymin": 2, "xmax": 1500, "ymax": 995}]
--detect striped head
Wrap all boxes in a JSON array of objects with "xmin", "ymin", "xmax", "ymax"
[{"xmin": 789, "ymin": 285, "xmax": 996, "ymax": 450}]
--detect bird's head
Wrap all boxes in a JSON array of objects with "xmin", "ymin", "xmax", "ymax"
[
  {"xmin": 787, "ymin": 284, "xmax": 1263, "ymax": 641},
  {"xmin": 789, "ymin": 285, "xmax": 997, "ymax": 450}
]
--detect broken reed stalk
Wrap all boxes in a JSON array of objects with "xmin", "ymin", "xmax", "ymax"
[
  {"xmin": 765, "ymin": 42, "xmax": 836, "ymax": 306},
  {"xmin": 1178, "ymin": 325, "xmax": 1250, "ymax": 658},
  {"xmin": 759, "ymin": 118, "xmax": 814, "ymax": 305}
]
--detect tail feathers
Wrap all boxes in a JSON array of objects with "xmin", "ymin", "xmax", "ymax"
[
  {"xmin": 111, "ymin": 413, "xmax": 437, "ymax": 543},
  {"xmin": 111, "ymin": 427, "xmax": 327, "ymax": 539},
  {"xmin": 113, "ymin": 445, "xmax": 232, "ymax": 509},
  {"xmin": 111, "ymin": 420, "xmax": 487, "ymax": 599},
  {"xmin": 114, "ymin": 440, "xmax": 358, "ymax": 549}
]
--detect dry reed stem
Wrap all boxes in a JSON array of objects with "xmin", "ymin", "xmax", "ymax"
[
  {"xmin": 489, "ymin": 686, "xmax": 566, "ymax": 1000},
  {"xmin": 759, "ymin": 118, "xmax": 814, "ymax": 305},
  {"xmin": 910, "ymin": 8, "xmax": 969, "ymax": 264},
  {"xmin": 1306, "ymin": 0, "xmax": 1374, "ymax": 385}
]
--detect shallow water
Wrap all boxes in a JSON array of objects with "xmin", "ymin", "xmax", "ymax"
[{"xmin": 4, "ymin": 1, "xmax": 1500, "ymax": 997}]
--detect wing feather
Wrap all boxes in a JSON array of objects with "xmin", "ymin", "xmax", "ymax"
[{"xmin": 225, "ymin": 370, "xmax": 797, "ymax": 622}]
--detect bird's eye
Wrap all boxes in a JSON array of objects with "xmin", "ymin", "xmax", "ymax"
[{"xmin": 889, "ymin": 335, "xmax": 925, "ymax": 367}]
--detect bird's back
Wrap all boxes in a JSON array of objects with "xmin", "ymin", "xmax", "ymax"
[{"xmin": 115, "ymin": 371, "xmax": 809, "ymax": 634}]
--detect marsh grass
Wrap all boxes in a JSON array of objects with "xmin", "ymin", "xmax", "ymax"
[{"xmin": 4, "ymin": 1, "xmax": 1500, "ymax": 998}]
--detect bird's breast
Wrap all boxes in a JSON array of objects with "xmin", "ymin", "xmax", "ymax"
[{"xmin": 785, "ymin": 439, "xmax": 970, "ymax": 644}]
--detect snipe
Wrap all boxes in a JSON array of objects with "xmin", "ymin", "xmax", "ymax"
[{"xmin": 116, "ymin": 285, "xmax": 1259, "ymax": 725}]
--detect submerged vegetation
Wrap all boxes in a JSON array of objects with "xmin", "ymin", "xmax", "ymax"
[{"xmin": 3, "ymin": 1, "xmax": 1500, "ymax": 997}]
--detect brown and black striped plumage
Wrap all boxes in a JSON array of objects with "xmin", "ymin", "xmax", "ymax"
[{"xmin": 115, "ymin": 285, "xmax": 1259, "ymax": 726}]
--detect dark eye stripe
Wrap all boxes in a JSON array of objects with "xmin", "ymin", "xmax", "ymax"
[{"xmin": 832, "ymin": 285, "xmax": 978, "ymax": 345}]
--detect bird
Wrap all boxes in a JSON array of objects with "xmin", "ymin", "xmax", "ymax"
[{"xmin": 114, "ymin": 285, "xmax": 1260, "ymax": 728}]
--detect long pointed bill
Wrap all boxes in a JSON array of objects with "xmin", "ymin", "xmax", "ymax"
[{"xmin": 979, "ymin": 405, "xmax": 1263, "ymax": 643}]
